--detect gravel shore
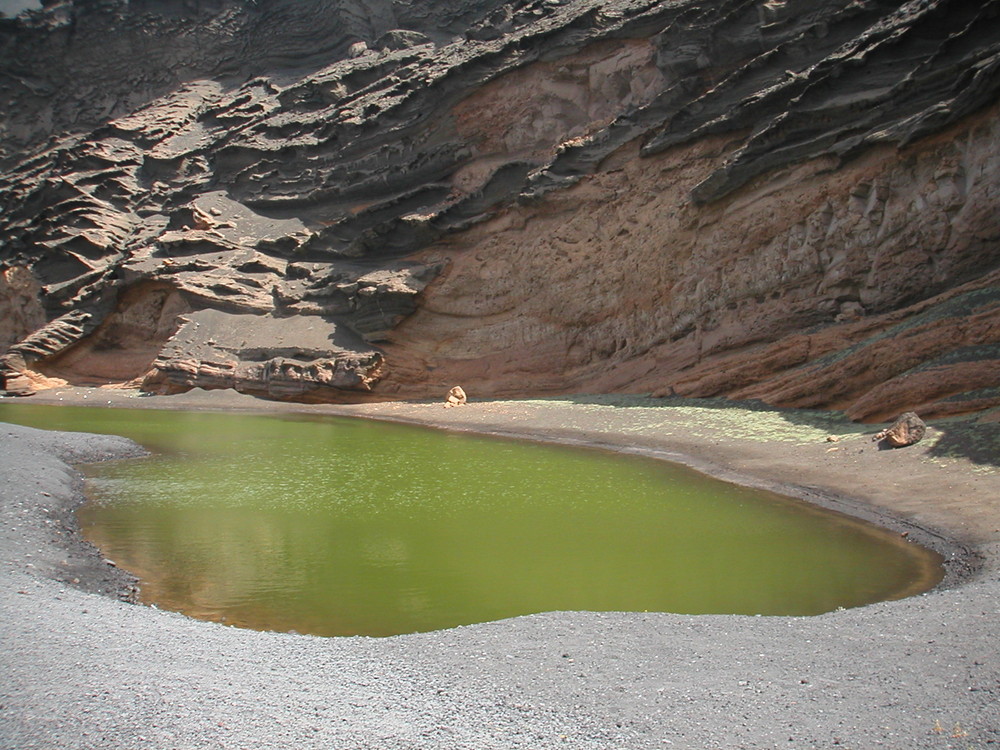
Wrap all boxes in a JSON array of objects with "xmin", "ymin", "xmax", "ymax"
[{"xmin": 2, "ymin": 389, "xmax": 999, "ymax": 749}]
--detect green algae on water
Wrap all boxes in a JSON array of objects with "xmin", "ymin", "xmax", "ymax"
[{"xmin": 0, "ymin": 402, "xmax": 942, "ymax": 637}]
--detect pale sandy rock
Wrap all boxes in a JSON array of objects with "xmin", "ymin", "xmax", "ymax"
[{"xmin": 444, "ymin": 385, "xmax": 468, "ymax": 407}]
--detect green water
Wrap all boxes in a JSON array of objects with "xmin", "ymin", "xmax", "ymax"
[{"xmin": 0, "ymin": 403, "xmax": 942, "ymax": 636}]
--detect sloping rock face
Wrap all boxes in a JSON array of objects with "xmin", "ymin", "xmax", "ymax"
[{"xmin": 1, "ymin": 0, "xmax": 999, "ymax": 414}]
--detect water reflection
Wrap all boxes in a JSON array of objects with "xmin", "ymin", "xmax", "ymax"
[{"xmin": 0, "ymin": 403, "xmax": 943, "ymax": 636}]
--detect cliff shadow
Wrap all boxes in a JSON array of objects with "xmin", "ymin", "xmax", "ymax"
[
  {"xmin": 546, "ymin": 394, "xmax": 1000, "ymax": 470},
  {"xmin": 923, "ymin": 418, "xmax": 1000, "ymax": 469}
]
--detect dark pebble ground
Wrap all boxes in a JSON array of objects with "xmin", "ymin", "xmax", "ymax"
[{"xmin": 2, "ymin": 418, "xmax": 999, "ymax": 749}]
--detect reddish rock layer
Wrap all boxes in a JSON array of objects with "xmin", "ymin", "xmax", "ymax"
[
  {"xmin": 1, "ymin": 0, "xmax": 998, "ymax": 417},
  {"xmin": 377, "ymin": 105, "xmax": 1000, "ymax": 419}
]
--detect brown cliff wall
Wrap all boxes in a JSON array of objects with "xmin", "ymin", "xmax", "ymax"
[
  {"xmin": 378, "ymin": 101, "xmax": 1000, "ymax": 420},
  {"xmin": 1, "ymin": 0, "xmax": 998, "ymax": 417}
]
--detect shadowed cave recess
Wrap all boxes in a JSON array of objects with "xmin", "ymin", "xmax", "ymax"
[{"xmin": 1, "ymin": 0, "xmax": 999, "ymax": 420}]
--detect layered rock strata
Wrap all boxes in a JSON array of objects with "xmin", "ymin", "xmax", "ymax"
[{"xmin": 1, "ymin": 0, "xmax": 998, "ymax": 415}]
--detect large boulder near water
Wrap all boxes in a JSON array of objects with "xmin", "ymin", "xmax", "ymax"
[
  {"xmin": 1, "ymin": 0, "xmax": 999, "ymax": 415},
  {"xmin": 874, "ymin": 412, "xmax": 928, "ymax": 448}
]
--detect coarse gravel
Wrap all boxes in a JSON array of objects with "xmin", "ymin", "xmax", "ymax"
[{"xmin": 2, "ymin": 410, "xmax": 999, "ymax": 749}]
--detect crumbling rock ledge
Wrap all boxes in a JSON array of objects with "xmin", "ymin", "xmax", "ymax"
[{"xmin": 1, "ymin": 0, "xmax": 999, "ymax": 416}]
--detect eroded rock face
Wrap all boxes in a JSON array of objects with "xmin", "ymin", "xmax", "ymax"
[
  {"xmin": 0, "ymin": 0, "xmax": 505, "ymax": 161},
  {"xmin": 143, "ymin": 308, "xmax": 385, "ymax": 400},
  {"xmin": 0, "ymin": 265, "xmax": 45, "ymax": 352},
  {"xmin": 1, "ymin": 0, "xmax": 999, "ymax": 414}
]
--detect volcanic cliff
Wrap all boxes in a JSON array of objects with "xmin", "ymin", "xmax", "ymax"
[{"xmin": 1, "ymin": 0, "xmax": 999, "ymax": 419}]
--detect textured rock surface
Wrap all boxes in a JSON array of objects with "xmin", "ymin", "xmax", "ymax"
[
  {"xmin": 874, "ymin": 411, "xmax": 927, "ymax": 447},
  {"xmin": 1, "ymin": 0, "xmax": 999, "ymax": 413}
]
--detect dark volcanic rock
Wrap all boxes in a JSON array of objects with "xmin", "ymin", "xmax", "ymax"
[
  {"xmin": 142, "ymin": 308, "xmax": 386, "ymax": 400},
  {"xmin": 1, "ymin": 0, "xmax": 999, "ymax": 412}
]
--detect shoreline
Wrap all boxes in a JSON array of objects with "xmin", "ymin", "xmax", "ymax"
[
  {"xmin": 317, "ymin": 405, "xmax": 984, "ymax": 589},
  {"xmin": 12, "ymin": 385, "xmax": 997, "ymax": 581},
  {"xmin": 2, "ymin": 386, "xmax": 999, "ymax": 748}
]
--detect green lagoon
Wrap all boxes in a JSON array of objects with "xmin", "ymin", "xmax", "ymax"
[{"xmin": 0, "ymin": 402, "xmax": 942, "ymax": 636}]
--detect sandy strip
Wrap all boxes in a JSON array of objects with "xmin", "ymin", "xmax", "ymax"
[{"xmin": 1, "ymin": 386, "xmax": 999, "ymax": 749}]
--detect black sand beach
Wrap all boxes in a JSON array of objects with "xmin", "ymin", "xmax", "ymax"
[{"xmin": 2, "ymin": 387, "xmax": 998, "ymax": 749}]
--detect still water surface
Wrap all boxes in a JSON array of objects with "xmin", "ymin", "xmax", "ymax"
[{"xmin": 0, "ymin": 403, "xmax": 942, "ymax": 636}]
